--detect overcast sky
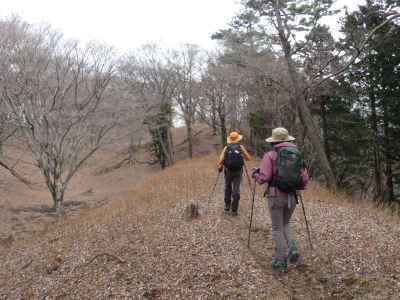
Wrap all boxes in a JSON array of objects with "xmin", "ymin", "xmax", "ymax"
[{"xmin": 1, "ymin": 0, "xmax": 365, "ymax": 53}]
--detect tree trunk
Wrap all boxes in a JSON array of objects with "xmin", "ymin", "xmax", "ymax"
[
  {"xmin": 167, "ymin": 127, "xmax": 175, "ymax": 164},
  {"xmin": 52, "ymin": 183, "xmax": 65, "ymax": 217},
  {"xmin": 0, "ymin": 125, "xmax": 4, "ymax": 157},
  {"xmin": 384, "ymin": 158, "xmax": 394, "ymax": 203},
  {"xmin": 320, "ymin": 97, "xmax": 332, "ymax": 164},
  {"xmin": 383, "ymin": 111, "xmax": 394, "ymax": 202},
  {"xmin": 217, "ymin": 100, "xmax": 227, "ymax": 147},
  {"xmin": 157, "ymin": 127, "xmax": 170, "ymax": 169},
  {"xmin": 370, "ymin": 91, "xmax": 383, "ymax": 200},
  {"xmin": 249, "ymin": 125, "xmax": 255, "ymax": 154},
  {"xmin": 219, "ymin": 114, "xmax": 227, "ymax": 147},
  {"xmin": 54, "ymin": 199, "xmax": 64, "ymax": 216},
  {"xmin": 211, "ymin": 96, "xmax": 217, "ymax": 136},
  {"xmin": 297, "ymin": 91, "xmax": 337, "ymax": 191},
  {"xmin": 186, "ymin": 119, "xmax": 193, "ymax": 158},
  {"xmin": 273, "ymin": 3, "xmax": 337, "ymax": 191},
  {"xmin": 160, "ymin": 144, "xmax": 167, "ymax": 169}
]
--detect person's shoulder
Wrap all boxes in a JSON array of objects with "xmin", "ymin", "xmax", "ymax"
[
  {"xmin": 264, "ymin": 150, "xmax": 276, "ymax": 159},
  {"xmin": 278, "ymin": 142, "xmax": 297, "ymax": 148},
  {"xmin": 239, "ymin": 144, "xmax": 251, "ymax": 154}
]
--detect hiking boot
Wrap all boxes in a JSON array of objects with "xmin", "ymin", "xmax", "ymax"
[
  {"xmin": 224, "ymin": 205, "xmax": 230, "ymax": 212},
  {"xmin": 231, "ymin": 210, "xmax": 238, "ymax": 216},
  {"xmin": 272, "ymin": 259, "xmax": 287, "ymax": 272},
  {"xmin": 288, "ymin": 241, "xmax": 299, "ymax": 263}
]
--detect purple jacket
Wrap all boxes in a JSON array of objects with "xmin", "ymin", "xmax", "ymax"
[{"xmin": 255, "ymin": 142, "xmax": 309, "ymax": 196}]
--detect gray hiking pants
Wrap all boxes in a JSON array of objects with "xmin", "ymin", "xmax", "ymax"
[
  {"xmin": 268, "ymin": 194, "xmax": 297, "ymax": 262},
  {"xmin": 224, "ymin": 169, "xmax": 242, "ymax": 212}
]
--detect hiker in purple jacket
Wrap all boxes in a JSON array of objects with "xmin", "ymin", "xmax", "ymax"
[{"xmin": 252, "ymin": 127, "xmax": 309, "ymax": 271}]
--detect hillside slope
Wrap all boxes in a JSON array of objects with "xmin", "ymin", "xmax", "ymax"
[{"xmin": 1, "ymin": 155, "xmax": 400, "ymax": 299}]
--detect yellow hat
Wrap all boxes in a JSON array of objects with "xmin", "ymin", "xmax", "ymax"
[
  {"xmin": 227, "ymin": 131, "xmax": 243, "ymax": 144},
  {"xmin": 265, "ymin": 127, "xmax": 295, "ymax": 143}
]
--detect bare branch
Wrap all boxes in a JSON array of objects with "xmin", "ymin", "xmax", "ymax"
[
  {"xmin": 312, "ymin": 13, "xmax": 400, "ymax": 88},
  {"xmin": 0, "ymin": 159, "xmax": 32, "ymax": 187}
]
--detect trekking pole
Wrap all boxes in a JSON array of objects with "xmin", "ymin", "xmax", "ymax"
[
  {"xmin": 298, "ymin": 192, "xmax": 313, "ymax": 250},
  {"xmin": 207, "ymin": 171, "xmax": 221, "ymax": 212},
  {"xmin": 243, "ymin": 163, "xmax": 253, "ymax": 193},
  {"xmin": 247, "ymin": 177, "xmax": 257, "ymax": 248},
  {"xmin": 244, "ymin": 163, "xmax": 256, "ymax": 228}
]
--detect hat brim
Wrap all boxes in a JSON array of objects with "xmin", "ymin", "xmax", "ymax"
[
  {"xmin": 265, "ymin": 135, "xmax": 295, "ymax": 143},
  {"xmin": 227, "ymin": 134, "xmax": 243, "ymax": 144}
]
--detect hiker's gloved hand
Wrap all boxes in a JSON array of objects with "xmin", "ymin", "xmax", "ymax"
[
  {"xmin": 251, "ymin": 168, "xmax": 260, "ymax": 179},
  {"xmin": 218, "ymin": 166, "xmax": 223, "ymax": 173}
]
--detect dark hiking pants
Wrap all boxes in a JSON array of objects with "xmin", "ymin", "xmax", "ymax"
[{"xmin": 224, "ymin": 169, "xmax": 242, "ymax": 212}]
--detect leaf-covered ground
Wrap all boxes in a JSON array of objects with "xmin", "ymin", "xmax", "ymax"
[{"xmin": 1, "ymin": 156, "xmax": 400, "ymax": 299}]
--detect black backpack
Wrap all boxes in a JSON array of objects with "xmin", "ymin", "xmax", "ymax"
[
  {"xmin": 271, "ymin": 146, "xmax": 303, "ymax": 193},
  {"xmin": 224, "ymin": 144, "xmax": 244, "ymax": 171}
]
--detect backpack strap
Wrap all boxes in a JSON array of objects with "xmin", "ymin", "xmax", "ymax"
[
  {"xmin": 264, "ymin": 151, "xmax": 279, "ymax": 197},
  {"xmin": 268, "ymin": 150, "xmax": 278, "ymax": 188}
]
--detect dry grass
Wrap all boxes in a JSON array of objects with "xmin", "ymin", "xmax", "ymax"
[{"xmin": 1, "ymin": 153, "xmax": 400, "ymax": 299}]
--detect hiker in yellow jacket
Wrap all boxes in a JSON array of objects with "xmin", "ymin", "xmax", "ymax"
[{"xmin": 218, "ymin": 131, "xmax": 252, "ymax": 216}]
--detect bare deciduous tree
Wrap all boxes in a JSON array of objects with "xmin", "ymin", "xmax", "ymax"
[
  {"xmin": 0, "ymin": 17, "xmax": 29, "ymax": 182},
  {"xmin": 0, "ymin": 18, "xmax": 116, "ymax": 215},
  {"xmin": 120, "ymin": 44, "xmax": 177, "ymax": 168},
  {"xmin": 171, "ymin": 44, "xmax": 204, "ymax": 158},
  {"xmin": 201, "ymin": 58, "xmax": 232, "ymax": 147}
]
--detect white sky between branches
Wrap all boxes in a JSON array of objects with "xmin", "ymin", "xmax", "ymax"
[{"xmin": 1, "ymin": 0, "xmax": 365, "ymax": 54}]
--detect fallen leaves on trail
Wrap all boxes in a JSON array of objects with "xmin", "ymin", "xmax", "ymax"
[
  {"xmin": 292, "ymin": 195, "xmax": 400, "ymax": 299},
  {"xmin": 1, "ymin": 156, "xmax": 400, "ymax": 299}
]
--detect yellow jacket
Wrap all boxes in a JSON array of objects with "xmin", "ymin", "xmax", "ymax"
[{"xmin": 218, "ymin": 143, "xmax": 252, "ymax": 169}]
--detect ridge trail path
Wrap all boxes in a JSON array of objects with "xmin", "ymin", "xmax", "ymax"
[
  {"xmin": 123, "ymin": 179, "xmax": 292, "ymax": 299},
  {"xmin": 201, "ymin": 177, "xmax": 317, "ymax": 299},
  {"xmin": 197, "ymin": 172, "xmax": 400, "ymax": 299},
  {"xmin": 2, "ymin": 155, "xmax": 400, "ymax": 299}
]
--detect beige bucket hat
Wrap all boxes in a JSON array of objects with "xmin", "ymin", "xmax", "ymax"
[
  {"xmin": 227, "ymin": 131, "xmax": 243, "ymax": 144},
  {"xmin": 265, "ymin": 127, "xmax": 295, "ymax": 143}
]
